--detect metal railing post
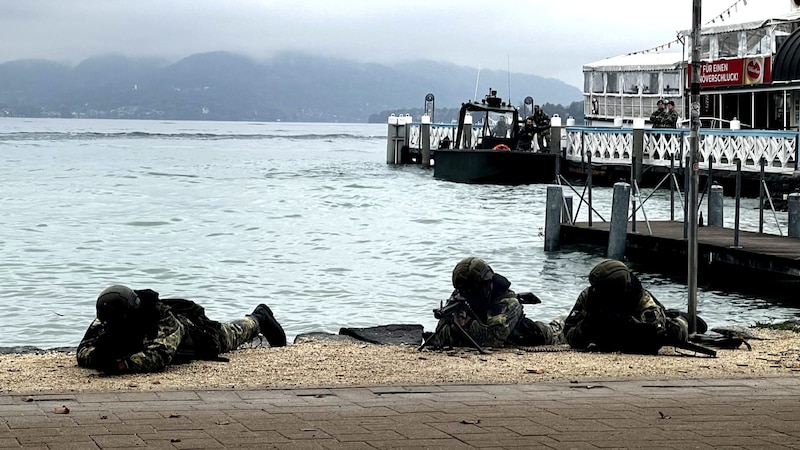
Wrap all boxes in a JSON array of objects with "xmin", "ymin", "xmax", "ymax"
[
  {"xmin": 631, "ymin": 156, "xmax": 637, "ymax": 233},
  {"xmin": 588, "ymin": 150, "xmax": 594, "ymax": 227},
  {"xmin": 670, "ymin": 156, "xmax": 676, "ymax": 221},
  {"xmin": 684, "ymin": 155, "xmax": 690, "ymax": 239},
  {"xmin": 734, "ymin": 159, "xmax": 742, "ymax": 248}
]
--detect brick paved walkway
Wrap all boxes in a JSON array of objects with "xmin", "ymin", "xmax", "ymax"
[{"xmin": 1, "ymin": 377, "xmax": 799, "ymax": 449}]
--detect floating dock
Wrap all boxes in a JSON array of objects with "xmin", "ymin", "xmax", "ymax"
[{"xmin": 560, "ymin": 220, "xmax": 800, "ymax": 285}]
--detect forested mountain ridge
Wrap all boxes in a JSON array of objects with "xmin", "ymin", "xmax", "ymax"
[{"xmin": 0, "ymin": 51, "xmax": 583, "ymax": 122}]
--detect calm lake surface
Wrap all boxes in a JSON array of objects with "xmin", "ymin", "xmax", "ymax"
[{"xmin": 1, "ymin": 117, "xmax": 798, "ymax": 348}]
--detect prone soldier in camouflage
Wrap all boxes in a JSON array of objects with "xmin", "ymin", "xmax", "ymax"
[
  {"xmin": 429, "ymin": 257, "xmax": 565, "ymax": 349},
  {"xmin": 563, "ymin": 259, "xmax": 705, "ymax": 354},
  {"xmin": 77, "ymin": 285, "xmax": 287, "ymax": 374}
]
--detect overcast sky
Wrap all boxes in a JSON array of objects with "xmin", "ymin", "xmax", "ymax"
[{"xmin": 0, "ymin": 0, "xmax": 793, "ymax": 89}]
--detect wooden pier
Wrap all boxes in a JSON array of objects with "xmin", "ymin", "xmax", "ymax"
[{"xmin": 560, "ymin": 220, "xmax": 800, "ymax": 289}]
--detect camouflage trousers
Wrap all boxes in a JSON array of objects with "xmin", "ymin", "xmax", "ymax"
[
  {"xmin": 219, "ymin": 317, "xmax": 260, "ymax": 352},
  {"xmin": 509, "ymin": 314, "xmax": 566, "ymax": 346}
]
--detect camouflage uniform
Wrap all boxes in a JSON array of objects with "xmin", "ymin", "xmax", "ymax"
[
  {"xmin": 649, "ymin": 104, "xmax": 666, "ymax": 128},
  {"xmin": 563, "ymin": 260, "xmax": 688, "ymax": 354},
  {"xmin": 516, "ymin": 119, "xmax": 536, "ymax": 151},
  {"xmin": 662, "ymin": 106, "xmax": 679, "ymax": 128},
  {"xmin": 432, "ymin": 257, "xmax": 563, "ymax": 349},
  {"xmin": 77, "ymin": 300, "xmax": 260, "ymax": 374},
  {"xmin": 532, "ymin": 108, "xmax": 551, "ymax": 151}
]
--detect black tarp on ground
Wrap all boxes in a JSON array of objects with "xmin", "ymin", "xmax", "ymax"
[{"xmin": 338, "ymin": 324, "xmax": 424, "ymax": 345}]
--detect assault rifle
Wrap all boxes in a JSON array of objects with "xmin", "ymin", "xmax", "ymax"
[
  {"xmin": 665, "ymin": 337, "xmax": 717, "ymax": 357},
  {"xmin": 418, "ymin": 291, "xmax": 542, "ymax": 354}
]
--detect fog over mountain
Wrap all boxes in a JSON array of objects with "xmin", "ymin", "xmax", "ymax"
[{"xmin": 0, "ymin": 51, "xmax": 582, "ymax": 123}]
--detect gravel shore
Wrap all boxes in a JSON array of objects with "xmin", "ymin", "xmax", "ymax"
[{"xmin": 1, "ymin": 328, "xmax": 798, "ymax": 395}]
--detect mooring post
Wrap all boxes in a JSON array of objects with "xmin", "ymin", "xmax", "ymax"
[
  {"xmin": 709, "ymin": 184, "xmax": 723, "ymax": 227},
  {"xmin": 607, "ymin": 182, "xmax": 631, "ymax": 261},
  {"xmin": 550, "ymin": 114, "xmax": 562, "ymax": 155},
  {"xmin": 789, "ymin": 193, "xmax": 800, "ymax": 238},
  {"xmin": 420, "ymin": 115, "xmax": 431, "ymax": 167},
  {"xmin": 386, "ymin": 114, "xmax": 399, "ymax": 164},
  {"xmin": 544, "ymin": 185, "xmax": 563, "ymax": 251},
  {"xmin": 632, "ymin": 118, "xmax": 644, "ymax": 184}
]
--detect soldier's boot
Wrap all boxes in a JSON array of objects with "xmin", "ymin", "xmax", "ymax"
[{"xmin": 250, "ymin": 304, "xmax": 287, "ymax": 347}]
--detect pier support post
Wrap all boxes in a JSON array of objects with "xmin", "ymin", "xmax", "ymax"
[
  {"xmin": 386, "ymin": 114, "xmax": 401, "ymax": 164},
  {"xmin": 789, "ymin": 193, "xmax": 800, "ymax": 238},
  {"xmin": 544, "ymin": 185, "xmax": 563, "ymax": 251},
  {"xmin": 608, "ymin": 182, "xmax": 631, "ymax": 261},
  {"xmin": 386, "ymin": 114, "xmax": 406, "ymax": 164},
  {"xmin": 709, "ymin": 184, "xmax": 724, "ymax": 227},
  {"xmin": 550, "ymin": 115, "xmax": 562, "ymax": 155},
  {"xmin": 421, "ymin": 115, "xmax": 431, "ymax": 167},
  {"xmin": 632, "ymin": 119, "xmax": 644, "ymax": 184}
]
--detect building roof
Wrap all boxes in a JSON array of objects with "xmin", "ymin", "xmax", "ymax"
[
  {"xmin": 583, "ymin": 52, "xmax": 684, "ymax": 73},
  {"xmin": 679, "ymin": 10, "xmax": 800, "ymax": 36}
]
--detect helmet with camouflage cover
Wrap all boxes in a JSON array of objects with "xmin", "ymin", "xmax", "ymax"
[
  {"xmin": 452, "ymin": 257, "xmax": 494, "ymax": 296},
  {"xmin": 588, "ymin": 259, "xmax": 643, "ymax": 309},
  {"xmin": 96, "ymin": 285, "xmax": 140, "ymax": 324}
]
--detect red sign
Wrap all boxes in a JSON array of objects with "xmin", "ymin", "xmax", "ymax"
[{"xmin": 687, "ymin": 57, "xmax": 771, "ymax": 87}]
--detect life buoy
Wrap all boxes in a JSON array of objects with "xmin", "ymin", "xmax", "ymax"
[{"xmin": 492, "ymin": 144, "xmax": 511, "ymax": 151}]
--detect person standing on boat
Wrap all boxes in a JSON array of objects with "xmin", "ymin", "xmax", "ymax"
[
  {"xmin": 77, "ymin": 285, "xmax": 287, "ymax": 374},
  {"xmin": 663, "ymin": 101, "xmax": 679, "ymax": 128},
  {"xmin": 516, "ymin": 116, "xmax": 536, "ymax": 151},
  {"xmin": 649, "ymin": 100, "xmax": 666, "ymax": 128},
  {"xmin": 424, "ymin": 257, "xmax": 565, "ymax": 349},
  {"xmin": 562, "ymin": 259, "xmax": 705, "ymax": 354},
  {"xmin": 532, "ymin": 105, "xmax": 551, "ymax": 152},
  {"xmin": 492, "ymin": 115, "xmax": 509, "ymax": 138}
]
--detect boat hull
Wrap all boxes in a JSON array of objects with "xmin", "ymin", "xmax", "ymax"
[{"xmin": 433, "ymin": 149, "xmax": 561, "ymax": 185}]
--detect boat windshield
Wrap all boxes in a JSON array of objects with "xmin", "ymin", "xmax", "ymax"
[{"xmin": 480, "ymin": 112, "xmax": 511, "ymax": 138}]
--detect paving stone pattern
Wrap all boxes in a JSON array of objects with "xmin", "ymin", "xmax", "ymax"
[{"xmin": 1, "ymin": 377, "xmax": 799, "ymax": 449}]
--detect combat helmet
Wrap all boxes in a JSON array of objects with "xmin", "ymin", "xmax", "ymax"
[
  {"xmin": 452, "ymin": 256, "xmax": 494, "ymax": 296},
  {"xmin": 96, "ymin": 285, "xmax": 140, "ymax": 324},
  {"xmin": 588, "ymin": 259, "xmax": 643, "ymax": 308}
]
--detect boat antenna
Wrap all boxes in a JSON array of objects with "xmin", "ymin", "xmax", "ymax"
[
  {"xmin": 473, "ymin": 64, "xmax": 482, "ymax": 101},
  {"xmin": 507, "ymin": 54, "xmax": 512, "ymax": 106}
]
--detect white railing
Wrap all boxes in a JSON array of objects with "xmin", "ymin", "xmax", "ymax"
[
  {"xmin": 565, "ymin": 127, "xmax": 799, "ymax": 174},
  {"xmin": 403, "ymin": 122, "xmax": 799, "ymax": 174},
  {"xmin": 408, "ymin": 123, "xmax": 459, "ymax": 149},
  {"xmin": 408, "ymin": 123, "xmax": 548, "ymax": 151}
]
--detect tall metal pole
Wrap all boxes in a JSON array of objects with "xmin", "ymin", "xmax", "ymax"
[{"xmin": 687, "ymin": 0, "xmax": 702, "ymax": 335}]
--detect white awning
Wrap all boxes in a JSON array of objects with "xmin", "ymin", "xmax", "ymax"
[{"xmin": 583, "ymin": 52, "xmax": 684, "ymax": 73}]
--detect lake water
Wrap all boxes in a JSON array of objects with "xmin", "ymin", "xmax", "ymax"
[{"xmin": 1, "ymin": 117, "xmax": 798, "ymax": 349}]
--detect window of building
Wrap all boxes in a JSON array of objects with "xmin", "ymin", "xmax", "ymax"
[
  {"xmin": 745, "ymin": 29, "xmax": 769, "ymax": 56},
  {"xmin": 591, "ymin": 72, "xmax": 604, "ymax": 93},
  {"xmin": 642, "ymin": 72, "xmax": 659, "ymax": 94},
  {"xmin": 663, "ymin": 71, "xmax": 681, "ymax": 94},
  {"xmin": 607, "ymin": 73, "xmax": 619, "ymax": 94},
  {"xmin": 718, "ymin": 32, "xmax": 739, "ymax": 57},
  {"xmin": 622, "ymin": 72, "xmax": 640, "ymax": 94}
]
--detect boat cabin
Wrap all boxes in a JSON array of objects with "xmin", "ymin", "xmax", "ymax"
[{"xmin": 454, "ymin": 89, "xmax": 521, "ymax": 150}]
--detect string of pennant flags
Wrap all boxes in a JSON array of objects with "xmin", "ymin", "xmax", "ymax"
[{"xmin": 625, "ymin": 0, "xmax": 749, "ymax": 56}]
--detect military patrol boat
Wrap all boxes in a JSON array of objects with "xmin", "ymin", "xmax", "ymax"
[{"xmin": 432, "ymin": 89, "xmax": 563, "ymax": 185}]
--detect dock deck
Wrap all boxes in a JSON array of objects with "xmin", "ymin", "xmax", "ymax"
[{"xmin": 560, "ymin": 220, "xmax": 800, "ymax": 282}]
